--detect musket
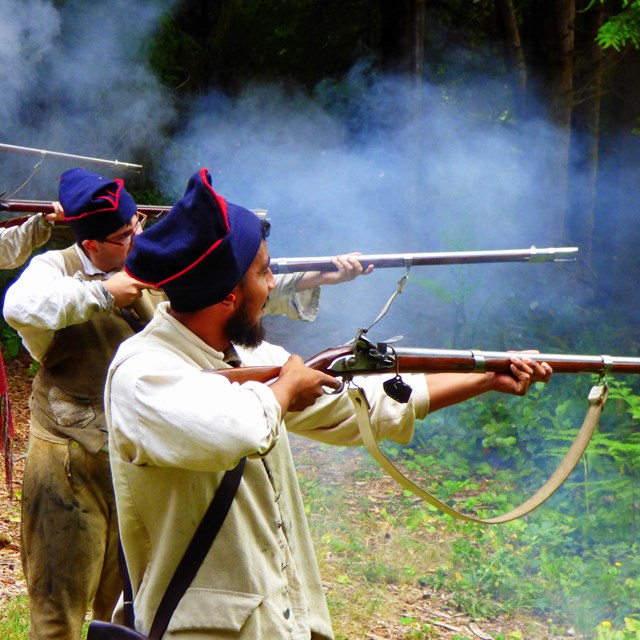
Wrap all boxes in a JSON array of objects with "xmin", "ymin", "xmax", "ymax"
[
  {"xmin": 0, "ymin": 198, "xmax": 171, "ymax": 225},
  {"xmin": 0, "ymin": 203, "xmax": 581, "ymax": 271},
  {"xmin": 212, "ymin": 335, "xmax": 640, "ymax": 385},
  {"xmin": 0, "ymin": 199, "xmax": 267, "ymax": 227},
  {"xmin": 269, "ymin": 247, "xmax": 579, "ymax": 273},
  {"xmin": 213, "ymin": 334, "xmax": 640, "ymax": 524},
  {"xmin": 0, "ymin": 142, "xmax": 142, "ymax": 172}
]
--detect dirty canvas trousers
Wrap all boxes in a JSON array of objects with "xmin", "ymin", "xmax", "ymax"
[{"xmin": 20, "ymin": 424, "xmax": 121, "ymax": 640}]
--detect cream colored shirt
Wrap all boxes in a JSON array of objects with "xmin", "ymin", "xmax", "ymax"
[
  {"xmin": 105, "ymin": 303, "xmax": 429, "ymax": 639},
  {"xmin": 0, "ymin": 213, "xmax": 52, "ymax": 270},
  {"xmin": 4, "ymin": 247, "xmax": 318, "ymax": 364}
]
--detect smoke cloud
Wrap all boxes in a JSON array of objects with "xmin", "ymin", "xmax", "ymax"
[
  {"xmin": 0, "ymin": 0, "xmax": 175, "ymax": 199},
  {"xmin": 2, "ymin": 0, "xmax": 636, "ymax": 358},
  {"xmin": 1, "ymin": 2, "xmax": 639, "ymax": 632},
  {"xmin": 155, "ymin": 70, "xmax": 608, "ymax": 356}
]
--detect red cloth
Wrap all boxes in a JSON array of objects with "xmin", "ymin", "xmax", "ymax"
[{"xmin": 0, "ymin": 349, "xmax": 14, "ymax": 500}]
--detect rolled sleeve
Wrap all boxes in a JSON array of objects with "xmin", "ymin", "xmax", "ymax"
[
  {"xmin": 108, "ymin": 351, "xmax": 283, "ymax": 472},
  {"xmin": 285, "ymin": 372, "xmax": 429, "ymax": 447},
  {"xmin": 264, "ymin": 273, "xmax": 321, "ymax": 322}
]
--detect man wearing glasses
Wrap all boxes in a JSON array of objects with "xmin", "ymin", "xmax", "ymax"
[
  {"xmin": 3, "ymin": 168, "xmax": 372, "ymax": 639},
  {"xmin": 3, "ymin": 168, "xmax": 156, "ymax": 639}
]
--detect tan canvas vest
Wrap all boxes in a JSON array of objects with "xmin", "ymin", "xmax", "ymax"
[{"xmin": 29, "ymin": 247, "xmax": 159, "ymax": 452}]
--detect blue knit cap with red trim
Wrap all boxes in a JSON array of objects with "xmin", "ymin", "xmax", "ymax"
[
  {"xmin": 125, "ymin": 168, "xmax": 263, "ymax": 312},
  {"xmin": 59, "ymin": 168, "xmax": 137, "ymax": 242}
]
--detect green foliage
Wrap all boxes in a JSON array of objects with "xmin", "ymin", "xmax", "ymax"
[
  {"xmin": 1, "ymin": 321, "xmax": 22, "ymax": 360},
  {"xmin": 596, "ymin": 617, "xmax": 640, "ymax": 639},
  {"xmin": 0, "ymin": 596, "xmax": 29, "ymax": 640},
  {"xmin": 398, "ymin": 375, "xmax": 640, "ymax": 633},
  {"xmin": 149, "ymin": 0, "xmax": 381, "ymax": 94},
  {"xmin": 594, "ymin": 1, "xmax": 640, "ymax": 50}
]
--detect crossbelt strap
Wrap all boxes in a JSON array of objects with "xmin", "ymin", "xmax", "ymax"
[
  {"xmin": 148, "ymin": 457, "xmax": 246, "ymax": 639},
  {"xmin": 348, "ymin": 382, "xmax": 608, "ymax": 524}
]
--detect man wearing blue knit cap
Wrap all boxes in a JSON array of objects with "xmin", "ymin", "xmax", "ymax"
[
  {"xmin": 3, "ymin": 168, "xmax": 154, "ymax": 639},
  {"xmin": 2, "ymin": 167, "xmax": 377, "ymax": 639},
  {"xmin": 106, "ymin": 168, "xmax": 549, "ymax": 639}
]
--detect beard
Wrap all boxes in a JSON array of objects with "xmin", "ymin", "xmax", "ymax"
[{"xmin": 226, "ymin": 302, "xmax": 266, "ymax": 349}]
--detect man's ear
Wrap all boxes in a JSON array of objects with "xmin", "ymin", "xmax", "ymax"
[
  {"xmin": 221, "ymin": 291, "xmax": 238, "ymax": 308},
  {"xmin": 82, "ymin": 239, "xmax": 97, "ymax": 252}
]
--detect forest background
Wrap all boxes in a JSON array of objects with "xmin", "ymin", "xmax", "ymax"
[{"xmin": 1, "ymin": 1, "xmax": 640, "ymax": 639}]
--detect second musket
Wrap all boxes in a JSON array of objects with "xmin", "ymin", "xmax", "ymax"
[
  {"xmin": 269, "ymin": 246, "xmax": 579, "ymax": 273},
  {"xmin": 0, "ymin": 197, "xmax": 579, "ymax": 270}
]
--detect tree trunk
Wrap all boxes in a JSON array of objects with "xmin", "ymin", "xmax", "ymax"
[
  {"xmin": 380, "ymin": 0, "xmax": 425, "ymax": 78},
  {"xmin": 533, "ymin": 0, "xmax": 576, "ymax": 244},
  {"xmin": 594, "ymin": 47, "xmax": 640, "ymax": 309},
  {"xmin": 566, "ymin": 3, "xmax": 606, "ymax": 266},
  {"xmin": 495, "ymin": 0, "xmax": 527, "ymax": 118}
]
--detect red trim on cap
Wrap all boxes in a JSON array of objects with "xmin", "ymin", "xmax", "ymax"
[
  {"xmin": 141, "ymin": 168, "xmax": 234, "ymax": 288},
  {"xmin": 153, "ymin": 235, "xmax": 227, "ymax": 287},
  {"xmin": 199, "ymin": 168, "xmax": 230, "ymax": 233},
  {"xmin": 123, "ymin": 265, "xmax": 156, "ymax": 287},
  {"xmin": 64, "ymin": 179, "xmax": 125, "ymax": 221}
]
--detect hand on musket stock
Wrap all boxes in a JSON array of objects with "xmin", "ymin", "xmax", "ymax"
[
  {"xmin": 270, "ymin": 354, "xmax": 342, "ymax": 413},
  {"xmin": 426, "ymin": 353, "xmax": 553, "ymax": 413},
  {"xmin": 104, "ymin": 271, "xmax": 149, "ymax": 307}
]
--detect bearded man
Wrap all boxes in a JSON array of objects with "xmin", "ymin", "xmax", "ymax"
[{"xmin": 104, "ymin": 168, "xmax": 550, "ymax": 639}]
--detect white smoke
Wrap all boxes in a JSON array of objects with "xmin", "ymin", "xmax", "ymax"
[{"xmin": 0, "ymin": 0, "xmax": 175, "ymax": 199}]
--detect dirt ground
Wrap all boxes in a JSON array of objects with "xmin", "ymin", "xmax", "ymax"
[
  {"xmin": 0, "ymin": 351, "xmax": 31, "ymax": 605},
  {"xmin": 0, "ymin": 351, "xmax": 580, "ymax": 639}
]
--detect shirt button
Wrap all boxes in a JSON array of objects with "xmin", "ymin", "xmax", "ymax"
[
  {"xmin": 283, "ymin": 608, "xmax": 291, "ymax": 619},
  {"xmin": 276, "ymin": 520, "xmax": 283, "ymax": 528}
]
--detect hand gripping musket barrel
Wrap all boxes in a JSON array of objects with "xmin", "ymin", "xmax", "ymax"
[
  {"xmin": 213, "ymin": 335, "xmax": 640, "ymax": 525},
  {"xmin": 0, "ymin": 142, "xmax": 142, "ymax": 172}
]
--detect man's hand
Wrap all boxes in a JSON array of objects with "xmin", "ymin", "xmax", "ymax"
[
  {"xmin": 104, "ymin": 271, "xmax": 147, "ymax": 308},
  {"xmin": 487, "ymin": 357, "xmax": 553, "ymax": 396},
  {"xmin": 271, "ymin": 355, "xmax": 341, "ymax": 413},
  {"xmin": 294, "ymin": 253, "xmax": 374, "ymax": 291},
  {"xmin": 44, "ymin": 201, "xmax": 64, "ymax": 224}
]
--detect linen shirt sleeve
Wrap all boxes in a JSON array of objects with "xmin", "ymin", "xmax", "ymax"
[
  {"xmin": 0, "ymin": 213, "xmax": 53, "ymax": 270},
  {"xmin": 264, "ymin": 273, "xmax": 321, "ymax": 322},
  {"xmin": 2, "ymin": 250, "xmax": 114, "ymax": 361},
  {"xmin": 107, "ymin": 350, "xmax": 283, "ymax": 472},
  {"xmin": 284, "ymin": 373, "xmax": 430, "ymax": 447}
]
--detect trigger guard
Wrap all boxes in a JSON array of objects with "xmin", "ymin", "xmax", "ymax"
[{"xmin": 322, "ymin": 378, "xmax": 345, "ymax": 395}]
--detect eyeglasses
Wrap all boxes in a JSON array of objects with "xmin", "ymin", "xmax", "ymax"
[{"xmin": 101, "ymin": 213, "xmax": 147, "ymax": 247}]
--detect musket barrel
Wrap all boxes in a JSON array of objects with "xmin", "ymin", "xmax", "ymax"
[
  {"xmin": 392, "ymin": 348, "xmax": 640, "ymax": 375},
  {"xmin": 269, "ymin": 247, "xmax": 579, "ymax": 273},
  {"xmin": 0, "ymin": 143, "xmax": 142, "ymax": 172}
]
